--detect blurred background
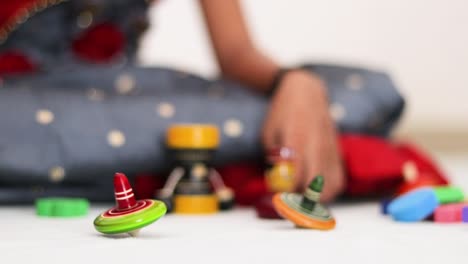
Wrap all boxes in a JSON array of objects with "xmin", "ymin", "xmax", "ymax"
[{"xmin": 139, "ymin": 0, "xmax": 468, "ymax": 153}]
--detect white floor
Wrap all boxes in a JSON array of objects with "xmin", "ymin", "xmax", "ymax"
[{"xmin": 2, "ymin": 154, "xmax": 468, "ymax": 264}]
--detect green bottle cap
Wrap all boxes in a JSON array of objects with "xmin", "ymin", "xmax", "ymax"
[
  {"xmin": 433, "ymin": 186, "xmax": 464, "ymax": 204},
  {"xmin": 36, "ymin": 198, "xmax": 89, "ymax": 217}
]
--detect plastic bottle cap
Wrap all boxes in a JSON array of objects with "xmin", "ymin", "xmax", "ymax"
[
  {"xmin": 434, "ymin": 203, "xmax": 468, "ymax": 223},
  {"xmin": 166, "ymin": 124, "xmax": 219, "ymax": 149},
  {"xmin": 388, "ymin": 188, "xmax": 438, "ymax": 222},
  {"xmin": 433, "ymin": 186, "xmax": 464, "ymax": 204},
  {"xmin": 36, "ymin": 198, "xmax": 89, "ymax": 217}
]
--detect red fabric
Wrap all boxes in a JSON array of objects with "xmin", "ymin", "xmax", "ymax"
[
  {"xmin": 340, "ymin": 135, "xmax": 447, "ymax": 196},
  {"xmin": 0, "ymin": 0, "xmax": 38, "ymax": 33},
  {"xmin": 133, "ymin": 173, "xmax": 164, "ymax": 200},
  {"xmin": 394, "ymin": 142, "xmax": 448, "ymax": 195},
  {"xmin": 396, "ymin": 142, "xmax": 448, "ymax": 184},
  {"xmin": 0, "ymin": 50, "xmax": 36, "ymax": 76},
  {"xmin": 217, "ymin": 164, "xmax": 266, "ymax": 205},
  {"xmin": 0, "ymin": 1, "xmax": 39, "ymax": 76},
  {"xmin": 339, "ymin": 135, "xmax": 406, "ymax": 181},
  {"xmin": 72, "ymin": 23, "xmax": 126, "ymax": 63}
]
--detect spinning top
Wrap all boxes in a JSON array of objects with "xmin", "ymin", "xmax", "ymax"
[
  {"xmin": 273, "ymin": 175, "xmax": 336, "ymax": 230},
  {"xmin": 94, "ymin": 173, "xmax": 167, "ymax": 236}
]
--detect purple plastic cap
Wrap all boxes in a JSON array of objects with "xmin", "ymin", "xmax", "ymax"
[{"xmin": 462, "ymin": 207, "xmax": 468, "ymax": 222}]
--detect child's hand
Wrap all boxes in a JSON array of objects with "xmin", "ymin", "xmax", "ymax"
[{"xmin": 262, "ymin": 70, "xmax": 345, "ymax": 202}]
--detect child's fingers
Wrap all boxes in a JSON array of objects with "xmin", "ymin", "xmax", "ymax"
[
  {"xmin": 320, "ymin": 152, "xmax": 345, "ymax": 202},
  {"xmin": 279, "ymin": 128, "xmax": 306, "ymax": 192},
  {"xmin": 320, "ymin": 177, "xmax": 340, "ymax": 202},
  {"xmin": 321, "ymin": 118, "xmax": 346, "ymax": 202},
  {"xmin": 261, "ymin": 114, "xmax": 280, "ymax": 150}
]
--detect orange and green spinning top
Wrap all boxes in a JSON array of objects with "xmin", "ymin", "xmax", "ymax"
[
  {"xmin": 273, "ymin": 175, "xmax": 336, "ymax": 230},
  {"xmin": 94, "ymin": 173, "xmax": 167, "ymax": 236}
]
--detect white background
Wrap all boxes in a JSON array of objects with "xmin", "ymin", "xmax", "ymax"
[{"xmin": 139, "ymin": 0, "xmax": 468, "ymax": 135}]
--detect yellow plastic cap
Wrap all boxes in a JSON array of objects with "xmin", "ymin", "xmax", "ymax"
[
  {"xmin": 174, "ymin": 194, "xmax": 219, "ymax": 214},
  {"xmin": 166, "ymin": 124, "xmax": 220, "ymax": 149}
]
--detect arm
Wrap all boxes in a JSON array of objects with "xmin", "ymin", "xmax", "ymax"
[
  {"xmin": 199, "ymin": 0, "xmax": 277, "ymax": 92},
  {"xmin": 199, "ymin": 0, "xmax": 345, "ymax": 201}
]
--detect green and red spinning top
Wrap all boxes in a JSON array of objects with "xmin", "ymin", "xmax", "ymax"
[{"xmin": 94, "ymin": 173, "xmax": 167, "ymax": 236}]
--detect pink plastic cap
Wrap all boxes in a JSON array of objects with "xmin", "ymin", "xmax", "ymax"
[{"xmin": 434, "ymin": 203, "xmax": 468, "ymax": 223}]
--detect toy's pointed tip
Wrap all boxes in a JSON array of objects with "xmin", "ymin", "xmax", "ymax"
[
  {"xmin": 112, "ymin": 172, "xmax": 136, "ymax": 209},
  {"xmin": 308, "ymin": 175, "xmax": 324, "ymax": 192},
  {"xmin": 114, "ymin": 172, "xmax": 126, "ymax": 178},
  {"xmin": 128, "ymin": 229, "xmax": 140, "ymax": 237}
]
